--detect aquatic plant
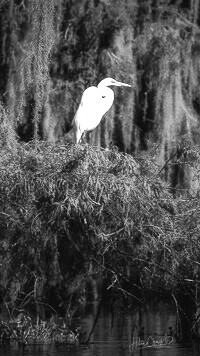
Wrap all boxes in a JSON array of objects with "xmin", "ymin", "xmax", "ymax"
[
  {"xmin": 0, "ymin": 138, "xmax": 199, "ymax": 326},
  {"xmin": 0, "ymin": 313, "xmax": 79, "ymax": 345}
]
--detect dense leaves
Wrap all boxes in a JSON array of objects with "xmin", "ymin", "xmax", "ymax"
[
  {"xmin": 1, "ymin": 1, "xmax": 200, "ymax": 340},
  {"xmin": 0, "ymin": 140, "xmax": 199, "ymax": 322},
  {"xmin": 0, "ymin": 313, "xmax": 80, "ymax": 345}
]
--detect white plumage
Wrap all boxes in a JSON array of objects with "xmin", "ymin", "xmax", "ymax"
[{"xmin": 72, "ymin": 78, "xmax": 131, "ymax": 143}]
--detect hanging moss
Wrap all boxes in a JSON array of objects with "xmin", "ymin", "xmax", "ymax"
[{"xmin": 1, "ymin": 1, "xmax": 200, "ymax": 189}]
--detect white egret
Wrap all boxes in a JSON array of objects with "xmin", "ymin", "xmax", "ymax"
[{"xmin": 72, "ymin": 78, "xmax": 131, "ymax": 143}]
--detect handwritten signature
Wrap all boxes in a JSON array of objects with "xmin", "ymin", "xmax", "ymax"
[{"xmin": 129, "ymin": 335, "xmax": 173, "ymax": 351}]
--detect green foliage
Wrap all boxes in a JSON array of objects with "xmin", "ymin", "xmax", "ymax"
[
  {"xmin": 1, "ymin": 0, "xmax": 200, "ymax": 324},
  {"xmin": 0, "ymin": 140, "xmax": 199, "ymax": 319},
  {"xmin": 0, "ymin": 101, "xmax": 18, "ymax": 150}
]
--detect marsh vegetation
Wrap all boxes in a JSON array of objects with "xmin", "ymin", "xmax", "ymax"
[{"xmin": 0, "ymin": 0, "xmax": 200, "ymax": 346}]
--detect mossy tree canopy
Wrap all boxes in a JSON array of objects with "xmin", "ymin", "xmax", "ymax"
[
  {"xmin": 0, "ymin": 0, "xmax": 200, "ymax": 331},
  {"xmin": 1, "ymin": 1, "xmax": 200, "ymax": 190}
]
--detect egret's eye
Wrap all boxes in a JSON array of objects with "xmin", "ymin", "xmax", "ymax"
[{"xmin": 102, "ymin": 95, "xmax": 106, "ymax": 98}]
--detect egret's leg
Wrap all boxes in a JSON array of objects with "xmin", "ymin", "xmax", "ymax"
[
  {"xmin": 75, "ymin": 129, "xmax": 82, "ymax": 144},
  {"xmin": 88, "ymin": 131, "xmax": 92, "ymax": 143},
  {"xmin": 81, "ymin": 132, "xmax": 86, "ymax": 144}
]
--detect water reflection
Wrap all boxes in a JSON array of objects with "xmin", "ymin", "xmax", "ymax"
[{"xmin": 0, "ymin": 302, "xmax": 194, "ymax": 356}]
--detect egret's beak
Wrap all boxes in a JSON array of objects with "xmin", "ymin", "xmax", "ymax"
[{"xmin": 115, "ymin": 81, "xmax": 131, "ymax": 87}]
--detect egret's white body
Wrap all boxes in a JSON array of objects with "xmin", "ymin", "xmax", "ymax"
[{"xmin": 72, "ymin": 78, "xmax": 131, "ymax": 143}]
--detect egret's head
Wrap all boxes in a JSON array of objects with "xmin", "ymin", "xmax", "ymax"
[{"xmin": 98, "ymin": 78, "xmax": 131, "ymax": 88}]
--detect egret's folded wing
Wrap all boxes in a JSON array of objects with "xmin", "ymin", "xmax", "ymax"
[{"xmin": 73, "ymin": 87, "xmax": 101, "ymax": 132}]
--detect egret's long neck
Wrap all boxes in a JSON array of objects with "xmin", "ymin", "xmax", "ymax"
[
  {"xmin": 97, "ymin": 83, "xmax": 106, "ymax": 89},
  {"xmin": 97, "ymin": 79, "xmax": 109, "ymax": 89}
]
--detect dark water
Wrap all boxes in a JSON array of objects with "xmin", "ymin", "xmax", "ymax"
[{"xmin": 0, "ymin": 302, "xmax": 195, "ymax": 356}]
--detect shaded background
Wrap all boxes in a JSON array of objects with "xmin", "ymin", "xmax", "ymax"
[{"xmin": 1, "ymin": 0, "xmax": 200, "ymax": 191}]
